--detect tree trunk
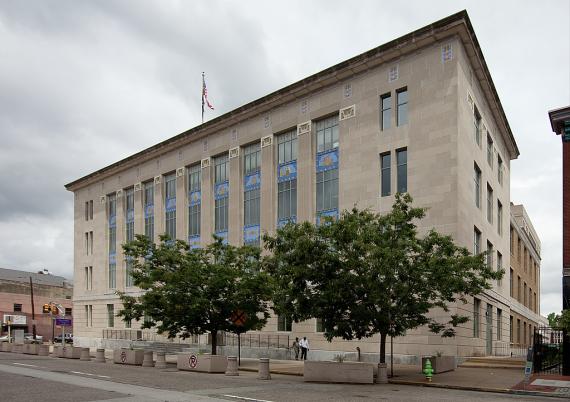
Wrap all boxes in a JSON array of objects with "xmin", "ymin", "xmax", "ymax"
[
  {"xmin": 211, "ymin": 330, "xmax": 217, "ymax": 355},
  {"xmin": 379, "ymin": 332, "xmax": 387, "ymax": 364}
]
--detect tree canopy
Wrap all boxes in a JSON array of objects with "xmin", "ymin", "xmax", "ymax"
[
  {"xmin": 263, "ymin": 193, "xmax": 503, "ymax": 363},
  {"xmin": 117, "ymin": 235, "xmax": 272, "ymax": 354}
]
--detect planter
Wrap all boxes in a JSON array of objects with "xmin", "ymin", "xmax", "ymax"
[
  {"xmin": 177, "ymin": 353, "xmax": 227, "ymax": 373},
  {"xmin": 23, "ymin": 344, "xmax": 39, "ymax": 355},
  {"xmin": 422, "ymin": 356, "xmax": 456, "ymax": 374},
  {"xmin": 1, "ymin": 343, "xmax": 12, "ymax": 352},
  {"xmin": 64, "ymin": 346, "xmax": 82, "ymax": 359},
  {"xmin": 304, "ymin": 361, "xmax": 374, "ymax": 384},
  {"xmin": 113, "ymin": 349, "xmax": 144, "ymax": 366},
  {"xmin": 11, "ymin": 344, "xmax": 24, "ymax": 354},
  {"xmin": 53, "ymin": 345, "xmax": 66, "ymax": 357}
]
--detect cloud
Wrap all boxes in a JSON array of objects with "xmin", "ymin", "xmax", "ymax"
[{"xmin": 0, "ymin": 1, "xmax": 568, "ymax": 318}]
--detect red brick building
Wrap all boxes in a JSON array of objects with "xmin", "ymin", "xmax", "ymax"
[
  {"xmin": 549, "ymin": 106, "xmax": 570, "ymax": 310},
  {"xmin": 0, "ymin": 267, "xmax": 73, "ymax": 341}
]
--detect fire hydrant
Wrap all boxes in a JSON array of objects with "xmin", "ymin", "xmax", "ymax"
[{"xmin": 423, "ymin": 358, "xmax": 434, "ymax": 382}]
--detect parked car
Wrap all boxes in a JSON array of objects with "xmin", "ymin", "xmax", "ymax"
[
  {"xmin": 24, "ymin": 334, "xmax": 43, "ymax": 344},
  {"xmin": 54, "ymin": 333, "xmax": 73, "ymax": 344},
  {"xmin": 0, "ymin": 335, "xmax": 14, "ymax": 343}
]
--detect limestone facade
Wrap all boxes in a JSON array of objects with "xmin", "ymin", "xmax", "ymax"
[{"xmin": 66, "ymin": 11, "xmax": 533, "ymax": 359}]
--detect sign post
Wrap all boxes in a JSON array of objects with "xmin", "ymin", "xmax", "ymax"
[
  {"xmin": 7, "ymin": 319, "xmax": 11, "ymax": 344},
  {"xmin": 230, "ymin": 310, "xmax": 247, "ymax": 366}
]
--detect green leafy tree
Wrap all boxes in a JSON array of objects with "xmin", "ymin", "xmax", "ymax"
[
  {"xmin": 263, "ymin": 194, "xmax": 502, "ymax": 364},
  {"xmin": 547, "ymin": 310, "xmax": 570, "ymax": 332},
  {"xmin": 117, "ymin": 235, "xmax": 272, "ymax": 354},
  {"xmin": 547, "ymin": 312, "xmax": 559, "ymax": 327}
]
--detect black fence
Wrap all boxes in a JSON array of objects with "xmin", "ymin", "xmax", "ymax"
[
  {"xmin": 212, "ymin": 332, "xmax": 290, "ymax": 349},
  {"xmin": 533, "ymin": 326, "xmax": 568, "ymax": 375}
]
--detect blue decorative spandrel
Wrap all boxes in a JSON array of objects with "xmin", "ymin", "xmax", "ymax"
[
  {"xmin": 188, "ymin": 235, "xmax": 201, "ymax": 249},
  {"xmin": 165, "ymin": 197, "xmax": 176, "ymax": 212},
  {"xmin": 277, "ymin": 216, "xmax": 297, "ymax": 228},
  {"xmin": 144, "ymin": 205, "xmax": 154, "ymax": 217},
  {"xmin": 189, "ymin": 191, "xmax": 201, "ymax": 206},
  {"xmin": 277, "ymin": 161, "xmax": 297, "ymax": 183},
  {"xmin": 109, "ymin": 215, "xmax": 116, "ymax": 227},
  {"xmin": 215, "ymin": 231, "xmax": 228, "ymax": 244},
  {"xmin": 214, "ymin": 181, "xmax": 229, "ymax": 200},
  {"xmin": 317, "ymin": 209, "xmax": 338, "ymax": 226},
  {"xmin": 316, "ymin": 149, "xmax": 339, "ymax": 172},
  {"xmin": 126, "ymin": 210, "xmax": 135, "ymax": 222},
  {"xmin": 243, "ymin": 225, "xmax": 260, "ymax": 244},
  {"xmin": 244, "ymin": 172, "xmax": 261, "ymax": 191},
  {"xmin": 109, "ymin": 254, "xmax": 116, "ymax": 264}
]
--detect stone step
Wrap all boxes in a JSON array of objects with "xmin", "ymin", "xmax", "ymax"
[
  {"xmin": 463, "ymin": 357, "xmax": 525, "ymax": 366},
  {"xmin": 459, "ymin": 362, "xmax": 525, "ymax": 370}
]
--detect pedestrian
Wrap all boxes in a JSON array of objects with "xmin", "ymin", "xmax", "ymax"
[
  {"xmin": 299, "ymin": 336, "xmax": 309, "ymax": 360},
  {"xmin": 292, "ymin": 337, "xmax": 300, "ymax": 360}
]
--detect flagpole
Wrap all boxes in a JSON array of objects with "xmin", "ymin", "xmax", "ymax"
[{"xmin": 201, "ymin": 72, "xmax": 205, "ymax": 124}]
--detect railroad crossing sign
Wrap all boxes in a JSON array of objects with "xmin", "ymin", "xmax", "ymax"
[
  {"xmin": 189, "ymin": 354, "xmax": 198, "ymax": 368},
  {"xmin": 120, "ymin": 351, "xmax": 127, "ymax": 363},
  {"xmin": 231, "ymin": 310, "xmax": 247, "ymax": 327}
]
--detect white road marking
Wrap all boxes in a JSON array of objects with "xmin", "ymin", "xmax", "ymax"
[
  {"xmin": 13, "ymin": 363, "xmax": 39, "ymax": 368},
  {"xmin": 223, "ymin": 395, "xmax": 274, "ymax": 402},
  {"xmin": 70, "ymin": 370, "xmax": 111, "ymax": 379}
]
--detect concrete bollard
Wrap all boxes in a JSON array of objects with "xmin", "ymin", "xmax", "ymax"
[
  {"xmin": 376, "ymin": 362, "xmax": 388, "ymax": 384},
  {"xmin": 142, "ymin": 350, "xmax": 154, "ymax": 367},
  {"xmin": 80, "ymin": 348, "xmax": 91, "ymax": 361},
  {"xmin": 38, "ymin": 344, "xmax": 50, "ymax": 356},
  {"xmin": 258, "ymin": 358, "xmax": 271, "ymax": 380},
  {"xmin": 225, "ymin": 356, "xmax": 239, "ymax": 376},
  {"xmin": 95, "ymin": 348, "xmax": 106, "ymax": 363},
  {"xmin": 155, "ymin": 351, "xmax": 167, "ymax": 369}
]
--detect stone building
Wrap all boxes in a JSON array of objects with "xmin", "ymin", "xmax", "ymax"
[
  {"xmin": 65, "ymin": 11, "xmax": 537, "ymax": 360},
  {"xmin": 0, "ymin": 267, "xmax": 73, "ymax": 341},
  {"xmin": 508, "ymin": 204, "xmax": 546, "ymax": 351}
]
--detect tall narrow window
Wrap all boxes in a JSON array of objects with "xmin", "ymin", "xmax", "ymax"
[
  {"xmin": 510, "ymin": 268, "xmax": 514, "ymax": 297},
  {"xmin": 277, "ymin": 130, "xmax": 298, "ymax": 226},
  {"xmin": 107, "ymin": 304, "xmax": 115, "ymax": 328},
  {"xmin": 474, "ymin": 106, "xmax": 481, "ymax": 146},
  {"xmin": 89, "ymin": 200, "xmax": 93, "ymax": 220},
  {"xmin": 144, "ymin": 181, "xmax": 154, "ymax": 241},
  {"xmin": 396, "ymin": 148, "xmax": 407, "ymax": 193},
  {"xmin": 497, "ymin": 309, "xmax": 502, "ymax": 341},
  {"xmin": 125, "ymin": 187, "xmax": 134, "ymax": 243},
  {"xmin": 380, "ymin": 152, "xmax": 391, "ymax": 197},
  {"xmin": 125, "ymin": 259, "xmax": 134, "ymax": 287},
  {"xmin": 497, "ymin": 252, "xmax": 503, "ymax": 286},
  {"xmin": 188, "ymin": 164, "xmax": 201, "ymax": 248},
  {"xmin": 486, "ymin": 241, "xmax": 493, "ymax": 268},
  {"xmin": 277, "ymin": 315, "xmax": 292, "ymax": 332},
  {"xmin": 487, "ymin": 184, "xmax": 493, "ymax": 223},
  {"xmin": 243, "ymin": 142, "xmax": 261, "ymax": 245},
  {"xmin": 487, "ymin": 134, "xmax": 494, "ymax": 168},
  {"xmin": 497, "ymin": 200, "xmax": 503, "ymax": 235},
  {"xmin": 380, "ymin": 93, "xmax": 391, "ymax": 130},
  {"xmin": 214, "ymin": 154, "xmax": 229, "ymax": 238},
  {"xmin": 108, "ymin": 193, "xmax": 117, "ymax": 289},
  {"xmin": 164, "ymin": 173, "xmax": 177, "ymax": 240},
  {"xmin": 473, "ymin": 298, "xmax": 480, "ymax": 338},
  {"xmin": 396, "ymin": 88, "xmax": 408, "ymax": 126},
  {"xmin": 473, "ymin": 227, "xmax": 481, "ymax": 255},
  {"xmin": 497, "ymin": 155, "xmax": 504, "ymax": 185},
  {"xmin": 316, "ymin": 116, "xmax": 339, "ymax": 224},
  {"xmin": 474, "ymin": 163, "xmax": 481, "ymax": 208},
  {"xmin": 85, "ymin": 202, "xmax": 89, "ymax": 221},
  {"xmin": 510, "ymin": 316, "xmax": 513, "ymax": 342}
]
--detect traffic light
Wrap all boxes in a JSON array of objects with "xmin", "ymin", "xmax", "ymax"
[
  {"xmin": 42, "ymin": 304, "xmax": 50, "ymax": 314},
  {"xmin": 51, "ymin": 305, "xmax": 58, "ymax": 315}
]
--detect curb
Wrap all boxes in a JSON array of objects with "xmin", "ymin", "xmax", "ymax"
[
  {"xmin": 388, "ymin": 379, "xmax": 510, "ymax": 394},
  {"xmin": 389, "ymin": 379, "xmax": 568, "ymax": 398},
  {"xmin": 239, "ymin": 367, "xmax": 303, "ymax": 377}
]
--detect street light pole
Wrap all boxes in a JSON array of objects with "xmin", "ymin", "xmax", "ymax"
[{"xmin": 29, "ymin": 276, "xmax": 36, "ymax": 341}]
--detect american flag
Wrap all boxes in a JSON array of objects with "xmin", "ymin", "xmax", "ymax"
[{"xmin": 202, "ymin": 72, "xmax": 214, "ymax": 122}]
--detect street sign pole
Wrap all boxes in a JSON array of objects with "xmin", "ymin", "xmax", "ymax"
[
  {"xmin": 238, "ymin": 333, "xmax": 241, "ymax": 366},
  {"xmin": 7, "ymin": 320, "xmax": 11, "ymax": 344}
]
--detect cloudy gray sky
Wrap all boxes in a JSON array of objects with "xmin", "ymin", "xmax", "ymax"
[{"xmin": 0, "ymin": 0, "xmax": 568, "ymax": 315}]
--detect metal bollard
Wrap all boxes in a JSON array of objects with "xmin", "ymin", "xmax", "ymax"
[
  {"xmin": 376, "ymin": 362, "xmax": 388, "ymax": 384},
  {"xmin": 225, "ymin": 356, "xmax": 239, "ymax": 376},
  {"xmin": 38, "ymin": 344, "xmax": 50, "ymax": 356},
  {"xmin": 142, "ymin": 350, "xmax": 154, "ymax": 367},
  {"xmin": 155, "ymin": 351, "xmax": 167, "ymax": 369},
  {"xmin": 95, "ymin": 348, "xmax": 106, "ymax": 363},
  {"xmin": 258, "ymin": 358, "xmax": 271, "ymax": 380},
  {"xmin": 80, "ymin": 348, "xmax": 91, "ymax": 361}
]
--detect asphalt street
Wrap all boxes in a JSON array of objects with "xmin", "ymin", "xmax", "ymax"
[{"xmin": 0, "ymin": 353, "xmax": 564, "ymax": 402}]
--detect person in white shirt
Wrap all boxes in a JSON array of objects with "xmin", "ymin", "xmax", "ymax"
[{"xmin": 299, "ymin": 336, "xmax": 309, "ymax": 360}]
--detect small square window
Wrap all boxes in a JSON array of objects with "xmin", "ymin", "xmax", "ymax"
[{"xmin": 13, "ymin": 303, "xmax": 22, "ymax": 312}]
